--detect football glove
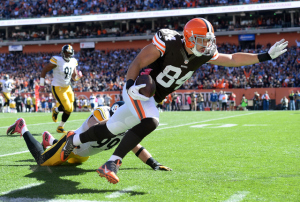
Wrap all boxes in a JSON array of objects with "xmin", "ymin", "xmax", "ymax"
[
  {"xmin": 74, "ymin": 70, "xmax": 83, "ymax": 81},
  {"xmin": 154, "ymin": 164, "xmax": 172, "ymax": 171},
  {"xmin": 268, "ymin": 39, "xmax": 288, "ymax": 59},
  {"xmin": 127, "ymin": 83, "xmax": 149, "ymax": 101}
]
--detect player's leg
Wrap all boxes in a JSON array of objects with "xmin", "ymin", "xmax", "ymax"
[
  {"xmin": 97, "ymin": 86, "xmax": 159, "ymax": 184},
  {"xmin": 7, "ymin": 118, "xmax": 45, "ymax": 165},
  {"xmin": 51, "ymin": 86, "xmax": 64, "ymax": 122},
  {"xmin": 57, "ymin": 86, "xmax": 74, "ymax": 133},
  {"xmin": 3, "ymin": 93, "xmax": 10, "ymax": 112}
]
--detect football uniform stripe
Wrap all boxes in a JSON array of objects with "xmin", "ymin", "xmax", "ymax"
[
  {"xmin": 152, "ymin": 40, "xmax": 165, "ymax": 56},
  {"xmin": 129, "ymin": 96, "xmax": 142, "ymax": 120},
  {"xmin": 136, "ymin": 100, "xmax": 146, "ymax": 119},
  {"xmin": 199, "ymin": 18, "xmax": 210, "ymax": 32},
  {"xmin": 93, "ymin": 109, "xmax": 105, "ymax": 122},
  {"xmin": 208, "ymin": 51, "xmax": 219, "ymax": 61},
  {"xmin": 154, "ymin": 34, "xmax": 166, "ymax": 49},
  {"xmin": 51, "ymin": 86, "xmax": 64, "ymax": 108}
]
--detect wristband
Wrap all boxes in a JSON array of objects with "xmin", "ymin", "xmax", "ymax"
[
  {"xmin": 126, "ymin": 79, "xmax": 135, "ymax": 91},
  {"xmin": 146, "ymin": 157, "xmax": 160, "ymax": 170},
  {"xmin": 258, "ymin": 53, "xmax": 272, "ymax": 62},
  {"xmin": 40, "ymin": 78, "xmax": 45, "ymax": 86}
]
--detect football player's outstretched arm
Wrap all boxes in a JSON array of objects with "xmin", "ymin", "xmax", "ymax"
[
  {"xmin": 132, "ymin": 144, "xmax": 172, "ymax": 171},
  {"xmin": 126, "ymin": 44, "xmax": 160, "ymax": 81},
  {"xmin": 40, "ymin": 63, "xmax": 56, "ymax": 91},
  {"xmin": 210, "ymin": 39, "xmax": 288, "ymax": 67}
]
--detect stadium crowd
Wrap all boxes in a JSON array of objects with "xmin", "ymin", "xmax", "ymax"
[
  {"xmin": 0, "ymin": 43, "xmax": 299, "ymax": 95},
  {"xmin": 7, "ymin": 14, "xmax": 300, "ymax": 42},
  {"xmin": 0, "ymin": 0, "xmax": 289, "ymax": 19}
]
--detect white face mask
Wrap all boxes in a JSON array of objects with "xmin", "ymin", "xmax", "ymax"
[{"xmin": 189, "ymin": 32, "xmax": 216, "ymax": 57}]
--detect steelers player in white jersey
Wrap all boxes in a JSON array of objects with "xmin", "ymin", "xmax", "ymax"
[
  {"xmin": 7, "ymin": 101, "xmax": 171, "ymax": 171},
  {"xmin": 40, "ymin": 44, "xmax": 83, "ymax": 133},
  {"xmin": 0, "ymin": 74, "xmax": 15, "ymax": 113}
]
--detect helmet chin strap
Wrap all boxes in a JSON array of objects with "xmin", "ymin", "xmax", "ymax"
[{"xmin": 191, "ymin": 46, "xmax": 203, "ymax": 57}]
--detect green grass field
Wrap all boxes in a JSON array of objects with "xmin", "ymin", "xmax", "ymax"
[{"xmin": 0, "ymin": 111, "xmax": 299, "ymax": 202}]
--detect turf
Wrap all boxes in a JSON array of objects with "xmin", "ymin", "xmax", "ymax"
[{"xmin": 0, "ymin": 111, "xmax": 299, "ymax": 201}]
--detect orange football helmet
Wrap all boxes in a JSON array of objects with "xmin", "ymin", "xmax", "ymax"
[{"xmin": 183, "ymin": 18, "xmax": 216, "ymax": 57}]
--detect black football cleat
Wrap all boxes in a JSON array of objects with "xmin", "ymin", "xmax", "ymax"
[{"xmin": 96, "ymin": 159, "xmax": 122, "ymax": 184}]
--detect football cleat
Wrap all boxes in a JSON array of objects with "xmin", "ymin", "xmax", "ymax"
[
  {"xmin": 96, "ymin": 159, "xmax": 122, "ymax": 184},
  {"xmin": 60, "ymin": 131, "xmax": 75, "ymax": 162},
  {"xmin": 52, "ymin": 108, "xmax": 58, "ymax": 123},
  {"xmin": 56, "ymin": 126, "xmax": 66, "ymax": 133},
  {"xmin": 42, "ymin": 131, "xmax": 53, "ymax": 150},
  {"xmin": 7, "ymin": 118, "xmax": 26, "ymax": 137}
]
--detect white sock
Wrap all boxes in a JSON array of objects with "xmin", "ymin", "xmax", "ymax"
[
  {"xmin": 21, "ymin": 125, "xmax": 29, "ymax": 136},
  {"xmin": 108, "ymin": 155, "xmax": 122, "ymax": 162},
  {"xmin": 73, "ymin": 133, "xmax": 82, "ymax": 146},
  {"xmin": 59, "ymin": 121, "xmax": 65, "ymax": 127},
  {"xmin": 49, "ymin": 135, "xmax": 56, "ymax": 145},
  {"xmin": 55, "ymin": 107, "xmax": 59, "ymax": 113}
]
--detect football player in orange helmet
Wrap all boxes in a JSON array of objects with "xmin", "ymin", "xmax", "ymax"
[{"xmin": 61, "ymin": 18, "xmax": 288, "ymax": 184}]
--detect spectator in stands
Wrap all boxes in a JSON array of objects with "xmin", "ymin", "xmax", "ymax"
[
  {"xmin": 187, "ymin": 94, "xmax": 192, "ymax": 111},
  {"xmin": 164, "ymin": 94, "xmax": 171, "ymax": 111},
  {"xmin": 296, "ymin": 90, "xmax": 300, "ymax": 110},
  {"xmin": 171, "ymin": 93, "xmax": 178, "ymax": 111},
  {"xmin": 191, "ymin": 92, "xmax": 197, "ymax": 111},
  {"xmin": 253, "ymin": 92, "xmax": 260, "ymax": 110},
  {"xmin": 261, "ymin": 91, "xmax": 270, "ymax": 110},
  {"xmin": 97, "ymin": 94, "xmax": 104, "ymax": 107},
  {"xmin": 210, "ymin": 90, "xmax": 218, "ymax": 111},
  {"xmin": 289, "ymin": 91, "xmax": 295, "ymax": 111},
  {"xmin": 221, "ymin": 91, "xmax": 228, "ymax": 111},
  {"xmin": 218, "ymin": 91, "xmax": 223, "ymax": 111},
  {"xmin": 281, "ymin": 96, "xmax": 288, "ymax": 110},
  {"xmin": 239, "ymin": 95, "xmax": 248, "ymax": 111},
  {"xmin": 228, "ymin": 92, "xmax": 236, "ymax": 111},
  {"xmin": 198, "ymin": 93, "xmax": 204, "ymax": 111},
  {"xmin": 104, "ymin": 94, "xmax": 112, "ymax": 107}
]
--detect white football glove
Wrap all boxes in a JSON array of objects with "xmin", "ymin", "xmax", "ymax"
[
  {"xmin": 268, "ymin": 39, "xmax": 288, "ymax": 59},
  {"xmin": 127, "ymin": 83, "xmax": 149, "ymax": 101}
]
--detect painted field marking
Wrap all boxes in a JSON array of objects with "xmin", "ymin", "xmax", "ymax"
[
  {"xmin": 224, "ymin": 191, "xmax": 250, "ymax": 202},
  {"xmin": 0, "ymin": 119, "xmax": 86, "ymax": 129},
  {"xmin": 158, "ymin": 123, "xmax": 168, "ymax": 126},
  {"xmin": 0, "ymin": 112, "xmax": 259, "ymax": 158},
  {"xmin": 0, "ymin": 183, "xmax": 43, "ymax": 195},
  {"xmin": 157, "ymin": 112, "xmax": 258, "ymax": 131},
  {"xmin": 243, "ymin": 124, "xmax": 268, "ymax": 126},
  {"xmin": 191, "ymin": 124, "xmax": 212, "ymax": 128},
  {"xmin": 0, "ymin": 151, "xmax": 29, "ymax": 158},
  {"xmin": 106, "ymin": 186, "xmax": 139, "ymax": 198},
  {"xmin": 0, "ymin": 197, "xmax": 111, "ymax": 202}
]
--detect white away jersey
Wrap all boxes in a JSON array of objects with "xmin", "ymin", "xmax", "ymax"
[
  {"xmin": 72, "ymin": 106, "xmax": 125, "ymax": 157},
  {"xmin": 50, "ymin": 56, "xmax": 78, "ymax": 87},
  {"xmin": 0, "ymin": 79, "xmax": 14, "ymax": 93}
]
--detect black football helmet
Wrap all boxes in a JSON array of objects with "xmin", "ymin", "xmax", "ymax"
[
  {"xmin": 61, "ymin": 44, "xmax": 74, "ymax": 62},
  {"xmin": 109, "ymin": 101, "xmax": 125, "ymax": 117}
]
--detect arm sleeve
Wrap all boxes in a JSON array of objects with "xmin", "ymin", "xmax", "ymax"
[
  {"xmin": 152, "ymin": 30, "xmax": 166, "ymax": 57},
  {"xmin": 50, "ymin": 56, "xmax": 58, "ymax": 65}
]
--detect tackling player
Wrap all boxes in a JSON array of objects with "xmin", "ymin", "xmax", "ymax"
[
  {"xmin": 40, "ymin": 44, "xmax": 82, "ymax": 133},
  {"xmin": 61, "ymin": 18, "xmax": 288, "ymax": 184},
  {"xmin": 7, "ymin": 101, "xmax": 171, "ymax": 171},
  {"xmin": 0, "ymin": 75, "xmax": 15, "ymax": 113}
]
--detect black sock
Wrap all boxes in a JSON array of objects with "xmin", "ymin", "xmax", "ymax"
[
  {"xmin": 53, "ymin": 139, "xmax": 58, "ymax": 144},
  {"xmin": 23, "ymin": 131, "xmax": 44, "ymax": 165},
  {"xmin": 79, "ymin": 122, "xmax": 115, "ymax": 143},
  {"xmin": 113, "ymin": 130, "xmax": 142, "ymax": 159},
  {"xmin": 58, "ymin": 105, "xmax": 64, "ymax": 112},
  {"xmin": 62, "ymin": 112, "xmax": 70, "ymax": 122}
]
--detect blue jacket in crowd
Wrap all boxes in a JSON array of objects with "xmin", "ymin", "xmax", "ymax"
[{"xmin": 210, "ymin": 93, "xmax": 218, "ymax": 102}]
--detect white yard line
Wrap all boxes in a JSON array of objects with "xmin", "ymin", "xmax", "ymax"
[
  {"xmin": 0, "ymin": 119, "xmax": 86, "ymax": 129},
  {"xmin": 105, "ymin": 186, "xmax": 138, "ymax": 198},
  {"xmin": 156, "ymin": 112, "xmax": 258, "ymax": 131},
  {"xmin": 0, "ymin": 197, "xmax": 110, "ymax": 202},
  {"xmin": 224, "ymin": 191, "xmax": 250, "ymax": 202},
  {"xmin": 0, "ymin": 112, "xmax": 259, "ymax": 158},
  {"xmin": 0, "ymin": 151, "xmax": 29, "ymax": 157},
  {"xmin": 0, "ymin": 183, "xmax": 43, "ymax": 195}
]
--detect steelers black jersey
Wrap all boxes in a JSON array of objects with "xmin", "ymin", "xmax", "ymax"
[{"xmin": 143, "ymin": 29, "xmax": 219, "ymax": 103}]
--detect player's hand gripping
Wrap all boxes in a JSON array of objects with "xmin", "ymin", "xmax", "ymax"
[
  {"xmin": 127, "ymin": 83, "xmax": 149, "ymax": 101},
  {"xmin": 153, "ymin": 164, "xmax": 172, "ymax": 171},
  {"xmin": 268, "ymin": 39, "xmax": 288, "ymax": 59},
  {"xmin": 74, "ymin": 70, "xmax": 83, "ymax": 81}
]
